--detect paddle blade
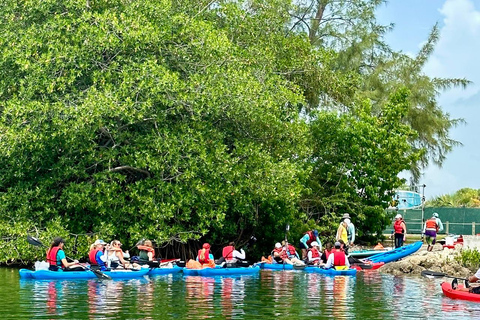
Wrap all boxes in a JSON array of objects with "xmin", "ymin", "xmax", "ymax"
[
  {"xmin": 293, "ymin": 265, "xmax": 306, "ymax": 270},
  {"xmin": 90, "ymin": 268, "xmax": 112, "ymax": 280},
  {"xmin": 27, "ymin": 235, "xmax": 45, "ymax": 247},
  {"xmin": 421, "ymin": 270, "xmax": 445, "ymax": 278}
]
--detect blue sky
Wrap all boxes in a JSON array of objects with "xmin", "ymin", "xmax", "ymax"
[{"xmin": 376, "ymin": 0, "xmax": 480, "ymax": 199}]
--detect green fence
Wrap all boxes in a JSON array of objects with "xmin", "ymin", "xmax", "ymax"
[{"xmin": 385, "ymin": 207, "xmax": 480, "ymax": 235}]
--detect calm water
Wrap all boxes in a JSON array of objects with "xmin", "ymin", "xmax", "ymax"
[{"xmin": 1, "ymin": 267, "xmax": 480, "ymax": 319}]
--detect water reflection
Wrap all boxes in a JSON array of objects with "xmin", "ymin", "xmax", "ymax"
[{"xmin": 10, "ymin": 268, "xmax": 480, "ymax": 319}]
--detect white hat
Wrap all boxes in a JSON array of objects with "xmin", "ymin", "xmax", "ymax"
[
  {"xmin": 94, "ymin": 239, "xmax": 106, "ymax": 246},
  {"xmin": 275, "ymin": 242, "xmax": 282, "ymax": 249},
  {"xmin": 342, "ymin": 213, "xmax": 351, "ymax": 219},
  {"xmin": 311, "ymin": 241, "xmax": 319, "ymax": 247},
  {"xmin": 395, "ymin": 214, "xmax": 402, "ymax": 219},
  {"xmin": 432, "ymin": 212, "xmax": 439, "ymax": 218}
]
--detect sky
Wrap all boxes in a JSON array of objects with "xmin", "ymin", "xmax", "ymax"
[{"xmin": 376, "ymin": 0, "xmax": 480, "ymax": 199}]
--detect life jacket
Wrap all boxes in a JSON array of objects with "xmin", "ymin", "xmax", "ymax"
[
  {"xmin": 309, "ymin": 247, "xmax": 320, "ymax": 259},
  {"xmin": 324, "ymin": 249, "xmax": 332, "ymax": 260},
  {"xmin": 272, "ymin": 247, "xmax": 288, "ymax": 260},
  {"xmin": 426, "ymin": 218, "xmax": 437, "ymax": 230},
  {"xmin": 46, "ymin": 247, "xmax": 65, "ymax": 268},
  {"xmin": 198, "ymin": 248, "xmax": 211, "ymax": 264},
  {"xmin": 137, "ymin": 245, "xmax": 156, "ymax": 259},
  {"xmin": 333, "ymin": 249, "xmax": 346, "ymax": 266},
  {"xmin": 222, "ymin": 246, "xmax": 234, "ymax": 260},
  {"xmin": 89, "ymin": 249, "xmax": 101, "ymax": 266},
  {"xmin": 286, "ymin": 244, "xmax": 297, "ymax": 256},
  {"xmin": 393, "ymin": 220, "xmax": 404, "ymax": 234},
  {"xmin": 305, "ymin": 231, "xmax": 316, "ymax": 245}
]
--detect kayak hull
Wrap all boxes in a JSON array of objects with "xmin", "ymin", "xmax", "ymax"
[
  {"xmin": 19, "ymin": 268, "xmax": 150, "ymax": 280},
  {"xmin": 260, "ymin": 263, "xmax": 294, "ymax": 270},
  {"xmin": 366, "ymin": 241, "xmax": 422, "ymax": 264},
  {"xmin": 441, "ymin": 282, "xmax": 480, "ymax": 302},
  {"xmin": 197, "ymin": 266, "xmax": 260, "ymax": 276},
  {"xmin": 305, "ymin": 267, "xmax": 357, "ymax": 276},
  {"xmin": 148, "ymin": 266, "xmax": 183, "ymax": 275},
  {"xmin": 351, "ymin": 262, "xmax": 384, "ymax": 271},
  {"xmin": 348, "ymin": 249, "xmax": 390, "ymax": 259}
]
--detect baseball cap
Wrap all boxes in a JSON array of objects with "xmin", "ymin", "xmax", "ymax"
[
  {"xmin": 432, "ymin": 212, "xmax": 439, "ymax": 218},
  {"xmin": 275, "ymin": 242, "xmax": 282, "ymax": 249},
  {"xmin": 334, "ymin": 241, "xmax": 341, "ymax": 248},
  {"xmin": 311, "ymin": 241, "xmax": 319, "ymax": 247},
  {"xmin": 94, "ymin": 239, "xmax": 106, "ymax": 246}
]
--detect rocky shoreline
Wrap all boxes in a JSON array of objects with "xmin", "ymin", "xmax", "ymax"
[{"xmin": 378, "ymin": 243, "xmax": 473, "ymax": 278}]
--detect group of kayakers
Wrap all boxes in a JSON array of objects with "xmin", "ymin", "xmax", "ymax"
[
  {"xmin": 186, "ymin": 242, "xmax": 247, "ymax": 269},
  {"xmin": 46, "ymin": 237, "xmax": 158, "ymax": 272},
  {"xmin": 260, "ymin": 213, "xmax": 355, "ymax": 270}
]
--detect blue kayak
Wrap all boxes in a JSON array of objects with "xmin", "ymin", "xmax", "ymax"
[
  {"xmin": 305, "ymin": 266, "xmax": 357, "ymax": 276},
  {"xmin": 148, "ymin": 266, "xmax": 183, "ymax": 276},
  {"xmin": 182, "ymin": 268, "xmax": 199, "ymax": 276},
  {"xmin": 366, "ymin": 241, "xmax": 423, "ymax": 264},
  {"xmin": 19, "ymin": 268, "xmax": 150, "ymax": 280},
  {"xmin": 197, "ymin": 266, "xmax": 260, "ymax": 276},
  {"xmin": 260, "ymin": 263, "xmax": 294, "ymax": 270}
]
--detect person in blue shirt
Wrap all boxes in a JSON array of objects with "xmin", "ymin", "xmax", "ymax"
[
  {"xmin": 299, "ymin": 230, "xmax": 321, "ymax": 260},
  {"xmin": 46, "ymin": 237, "xmax": 82, "ymax": 271}
]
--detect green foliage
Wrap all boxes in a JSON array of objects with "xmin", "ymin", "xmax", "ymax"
[
  {"xmin": 301, "ymin": 89, "xmax": 423, "ymax": 238},
  {"xmin": 427, "ymin": 188, "xmax": 480, "ymax": 208},
  {"xmin": 455, "ymin": 248, "xmax": 480, "ymax": 270}
]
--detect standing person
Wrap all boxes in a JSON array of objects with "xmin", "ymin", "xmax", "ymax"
[
  {"xmin": 222, "ymin": 242, "xmax": 246, "ymax": 263},
  {"xmin": 336, "ymin": 216, "xmax": 349, "ymax": 254},
  {"xmin": 324, "ymin": 242, "xmax": 350, "ymax": 269},
  {"xmin": 346, "ymin": 218, "xmax": 356, "ymax": 247},
  {"xmin": 88, "ymin": 239, "xmax": 108, "ymax": 271},
  {"xmin": 46, "ymin": 237, "xmax": 83, "ymax": 271},
  {"xmin": 423, "ymin": 212, "xmax": 444, "ymax": 251},
  {"xmin": 393, "ymin": 214, "xmax": 407, "ymax": 248},
  {"xmin": 299, "ymin": 229, "xmax": 321, "ymax": 259}
]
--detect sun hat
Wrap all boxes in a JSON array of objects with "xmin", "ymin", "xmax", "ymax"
[
  {"xmin": 395, "ymin": 214, "xmax": 402, "ymax": 219},
  {"xmin": 334, "ymin": 241, "xmax": 341, "ymax": 248},
  {"xmin": 311, "ymin": 241, "xmax": 319, "ymax": 247},
  {"xmin": 94, "ymin": 239, "xmax": 106, "ymax": 246},
  {"xmin": 342, "ymin": 213, "xmax": 351, "ymax": 219},
  {"xmin": 432, "ymin": 212, "xmax": 439, "ymax": 218},
  {"xmin": 202, "ymin": 243, "xmax": 210, "ymax": 249},
  {"xmin": 275, "ymin": 242, "xmax": 282, "ymax": 249}
]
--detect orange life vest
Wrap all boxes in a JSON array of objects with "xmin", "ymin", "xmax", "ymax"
[
  {"xmin": 426, "ymin": 218, "xmax": 438, "ymax": 230},
  {"xmin": 305, "ymin": 231, "xmax": 316, "ymax": 246},
  {"xmin": 89, "ymin": 249, "xmax": 100, "ymax": 265},
  {"xmin": 272, "ymin": 247, "xmax": 288, "ymax": 260},
  {"xmin": 324, "ymin": 249, "xmax": 332, "ymax": 260},
  {"xmin": 222, "ymin": 246, "xmax": 234, "ymax": 260}
]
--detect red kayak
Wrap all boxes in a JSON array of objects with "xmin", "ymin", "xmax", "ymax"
[
  {"xmin": 351, "ymin": 262, "xmax": 384, "ymax": 271},
  {"xmin": 441, "ymin": 282, "xmax": 480, "ymax": 302}
]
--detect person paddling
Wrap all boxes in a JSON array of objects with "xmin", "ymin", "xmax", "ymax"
[
  {"xmin": 324, "ymin": 242, "xmax": 350, "ymax": 269},
  {"xmin": 46, "ymin": 237, "xmax": 83, "ymax": 271},
  {"xmin": 88, "ymin": 239, "xmax": 108, "ymax": 271},
  {"xmin": 222, "ymin": 242, "xmax": 246, "ymax": 263}
]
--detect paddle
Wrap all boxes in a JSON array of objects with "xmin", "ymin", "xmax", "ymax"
[
  {"xmin": 27, "ymin": 235, "xmax": 111, "ymax": 280},
  {"xmin": 421, "ymin": 270, "xmax": 470, "ymax": 282},
  {"xmin": 283, "ymin": 224, "xmax": 290, "ymax": 270}
]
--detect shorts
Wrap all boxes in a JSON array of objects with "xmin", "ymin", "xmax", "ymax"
[
  {"xmin": 425, "ymin": 230, "xmax": 437, "ymax": 245},
  {"xmin": 299, "ymin": 242, "xmax": 308, "ymax": 250}
]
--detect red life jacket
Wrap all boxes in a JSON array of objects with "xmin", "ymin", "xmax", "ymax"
[
  {"xmin": 137, "ymin": 245, "xmax": 156, "ymax": 259},
  {"xmin": 309, "ymin": 247, "xmax": 320, "ymax": 259},
  {"xmin": 222, "ymin": 246, "xmax": 234, "ymax": 260},
  {"xmin": 198, "ymin": 248, "xmax": 211, "ymax": 264},
  {"xmin": 272, "ymin": 247, "xmax": 288, "ymax": 260},
  {"xmin": 89, "ymin": 249, "xmax": 100, "ymax": 265},
  {"xmin": 287, "ymin": 244, "xmax": 297, "ymax": 256},
  {"xmin": 426, "ymin": 219, "xmax": 437, "ymax": 230},
  {"xmin": 305, "ymin": 231, "xmax": 316, "ymax": 245},
  {"xmin": 46, "ymin": 246, "xmax": 65, "ymax": 268},
  {"xmin": 333, "ymin": 249, "xmax": 346, "ymax": 266},
  {"xmin": 394, "ymin": 220, "xmax": 404, "ymax": 234},
  {"xmin": 324, "ymin": 249, "xmax": 332, "ymax": 260}
]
